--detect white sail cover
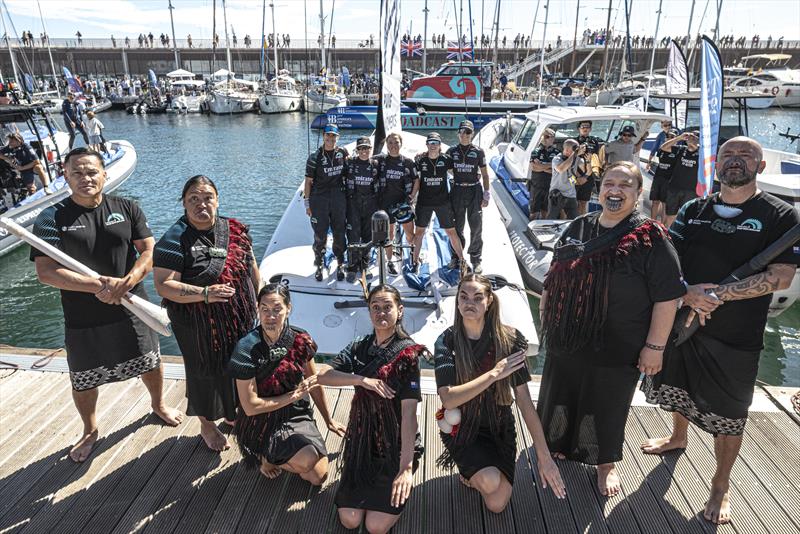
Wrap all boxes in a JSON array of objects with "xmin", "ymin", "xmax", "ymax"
[
  {"xmin": 666, "ymin": 40, "xmax": 689, "ymax": 130},
  {"xmin": 379, "ymin": 0, "xmax": 402, "ymax": 135}
]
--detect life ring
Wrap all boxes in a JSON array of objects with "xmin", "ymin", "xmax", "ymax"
[{"xmin": 771, "ymin": 86, "xmax": 779, "ymax": 96}]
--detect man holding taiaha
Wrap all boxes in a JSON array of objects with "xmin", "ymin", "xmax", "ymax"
[
  {"xmin": 30, "ymin": 147, "xmax": 183, "ymax": 462},
  {"xmin": 642, "ymin": 137, "xmax": 800, "ymax": 525}
]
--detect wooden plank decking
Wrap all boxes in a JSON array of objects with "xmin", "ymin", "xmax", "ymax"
[{"xmin": 0, "ymin": 358, "xmax": 798, "ymax": 534}]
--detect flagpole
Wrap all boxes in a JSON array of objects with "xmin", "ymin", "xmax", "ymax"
[
  {"xmin": 423, "ymin": 0, "xmax": 429, "ymax": 73},
  {"xmin": 537, "ymin": 0, "xmax": 549, "ymax": 105},
  {"xmin": 643, "ymin": 0, "xmax": 663, "ymax": 109}
]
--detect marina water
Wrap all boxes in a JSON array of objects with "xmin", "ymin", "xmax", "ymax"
[{"xmin": 0, "ymin": 109, "xmax": 798, "ymax": 386}]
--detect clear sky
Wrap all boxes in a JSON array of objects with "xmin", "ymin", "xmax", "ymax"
[{"xmin": 3, "ymin": 0, "xmax": 798, "ymax": 43}]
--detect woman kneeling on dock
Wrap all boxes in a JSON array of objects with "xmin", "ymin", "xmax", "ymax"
[
  {"xmin": 153, "ymin": 175, "xmax": 259, "ymax": 451},
  {"xmin": 316, "ymin": 285, "xmax": 427, "ymax": 534},
  {"xmin": 537, "ymin": 161, "xmax": 684, "ymax": 496},
  {"xmin": 228, "ymin": 283, "xmax": 344, "ymax": 483},
  {"xmin": 434, "ymin": 274, "xmax": 566, "ymax": 513}
]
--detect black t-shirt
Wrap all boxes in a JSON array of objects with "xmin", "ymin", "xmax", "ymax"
[
  {"xmin": 652, "ymin": 148, "xmax": 678, "ymax": 182},
  {"xmin": 434, "ymin": 325, "xmax": 530, "ymax": 428},
  {"xmin": 668, "ymin": 146, "xmax": 700, "ymax": 191},
  {"xmin": 152, "ymin": 216, "xmax": 244, "ymax": 280},
  {"xmin": 670, "ymin": 193, "xmax": 800, "ymax": 351},
  {"xmin": 554, "ymin": 213, "xmax": 685, "ymax": 365},
  {"xmin": 2, "ymin": 143, "xmax": 37, "ymax": 180},
  {"xmin": 305, "ymin": 146, "xmax": 349, "ymax": 192},
  {"xmin": 376, "ymin": 153, "xmax": 417, "ymax": 202},
  {"xmin": 414, "ymin": 152, "xmax": 451, "ymax": 205},
  {"xmin": 446, "ymin": 143, "xmax": 486, "ymax": 185},
  {"xmin": 344, "ymin": 156, "xmax": 379, "ymax": 198},
  {"xmin": 30, "ymin": 195, "xmax": 152, "ymax": 328},
  {"xmin": 529, "ymin": 144, "xmax": 559, "ymax": 188}
]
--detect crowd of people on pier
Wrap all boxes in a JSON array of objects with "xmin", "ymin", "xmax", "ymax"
[{"xmin": 27, "ymin": 121, "xmax": 799, "ymax": 530}]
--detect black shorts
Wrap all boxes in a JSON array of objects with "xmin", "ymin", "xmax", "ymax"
[
  {"xmin": 575, "ymin": 175, "xmax": 595, "ymax": 201},
  {"xmin": 666, "ymin": 188, "xmax": 698, "ymax": 216},
  {"xmin": 416, "ymin": 202, "xmax": 455, "ymax": 228},
  {"xmin": 649, "ymin": 175, "xmax": 670, "ymax": 202},
  {"xmin": 528, "ymin": 183, "xmax": 550, "ymax": 214}
]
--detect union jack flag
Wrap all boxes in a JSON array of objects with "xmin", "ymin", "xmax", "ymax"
[
  {"xmin": 401, "ymin": 39, "xmax": 423, "ymax": 57},
  {"xmin": 447, "ymin": 40, "xmax": 474, "ymax": 60}
]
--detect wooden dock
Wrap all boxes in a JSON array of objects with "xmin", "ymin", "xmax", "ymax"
[{"xmin": 0, "ymin": 350, "xmax": 798, "ymax": 534}]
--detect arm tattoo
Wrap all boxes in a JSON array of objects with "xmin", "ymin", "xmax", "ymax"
[
  {"xmin": 716, "ymin": 272, "xmax": 781, "ymax": 302},
  {"xmin": 179, "ymin": 283, "xmax": 201, "ymax": 297}
]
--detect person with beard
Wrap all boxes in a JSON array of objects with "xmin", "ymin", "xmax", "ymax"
[
  {"xmin": 228, "ymin": 283, "xmax": 345, "ymax": 482},
  {"xmin": 661, "ymin": 131, "xmax": 700, "ymax": 228},
  {"xmin": 316, "ymin": 285, "xmax": 427, "ymax": 534},
  {"xmin": 642, "ymin": 137, "xmax": 799, "ymax": 525},
  {"xmin": 434, "ymin": 274, "xmax": 566, "ymax": 513},
  {"xmin": 539, "ymin": 161, "xmax": 684, "ymax": 496}
]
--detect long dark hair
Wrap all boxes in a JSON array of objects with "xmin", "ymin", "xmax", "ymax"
[
  {"xmin": 367, "ymin": 284, "xmax": 410, "ymax": 340},
  {"xmin": 453, "ymin": 274, "xmax": 515, "ymax": 405},
  {"xmin": 258, "ymin": 282, "xmax": 291, "ymax": 330},
  {"xmin": 181, "ymin": 174, "xmax": 218, "ymax": 199}
]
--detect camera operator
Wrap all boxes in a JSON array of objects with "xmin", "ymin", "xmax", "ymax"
[{"xmin": 0, "ymin": 132, "xmax": 50, "ymax": 196}]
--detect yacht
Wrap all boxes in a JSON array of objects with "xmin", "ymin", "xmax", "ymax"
[
  {"xmin": 258, "ymin": 72, "xmax": 303, "ymax": 114},
  {"xmin": 207, "ymin": 79, "xmax": 259, "ymax": 115}
]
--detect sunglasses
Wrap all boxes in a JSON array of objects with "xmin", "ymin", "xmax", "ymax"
[
  {"xmin": 458, "ymin": 129, "xmax": 473, "ymax": 134},
  {"xmin": 357, "ymin": 146, "xmax": 371, "ymax": 150},
  {"xmin": 621, "ymin": 133, "xmax": 633, "ymax": 137},
  {"xmin": 579, "ymin": 125, "xmax": 591, "ymax": 129},
  {"xmin": 427, "ymin": 141, "xmax": 441, "ymax": 145}
]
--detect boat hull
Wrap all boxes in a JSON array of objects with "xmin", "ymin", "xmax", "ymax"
[
  {"xmin": 403, "ymin": 98, "xmax": 543, "ymax": 113},
  {"xmin": 207, "ymin": 92, "xmax": 257, "ymax": 114},
  {"xmin": 310, "ymin": 106, "xmax": 511, "ymax": 130},
  {"xmin": 258, "ymin": 93, "xmax": 303, "ymax": 113}
]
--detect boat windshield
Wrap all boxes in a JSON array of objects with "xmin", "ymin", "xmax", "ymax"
[
  {"xmin": 512, "ymin": 119, "xmax": 539, "ymax": 150},
  {"xmin": 550, "ymin": 120, "xmax": 623, "ymax": 144}
]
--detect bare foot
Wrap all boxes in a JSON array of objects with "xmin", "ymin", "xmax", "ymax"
[
  {"xmin": 640, "ymin": 435, "xmax": 687, "ymax": 455},
  {"xmin": 704, "ymin": 484, "xmax": 732, "ymax": 524},
  {"xmin": 69, "ymin": 429, "xmax": 99, "ymax": 462},
  {"xmin": 552, "ymin": 452, "xmax": 566, "ymax": 460},
  {"xmin": 597, "ymin": 463, "xmax": 621, "ymax": 496},
  {"xmin": 199, "ymin": 421, "xmax": 230, "ymax": 452},
  {"xmin": 260, "ymin": 461, "xmax": 282, "ymax": 479},
  {"xmin": 458, "ymin": 474, "xmax": 472, "ymax": 488},
  {"xmin": 153, "ymin": 404, "xmax": 184, "ymax": 427}
]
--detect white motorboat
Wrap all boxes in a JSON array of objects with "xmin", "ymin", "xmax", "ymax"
[
  {"xmin": 729, "ymin": 54, "xmax": 800, "ymax": 108},
  {"xmin": 475, "ymin": 105, "xmax": 800, "ymax": 316},
  {"xmin": 0, "ymin": 105, "xmax": 137, "ymax": 255},
  {"xmin": 166, "ymin": 70, "xmax": 207, "ymax": 113},
  {"xmin": 258, "ymin": 73, "xmax": 303, "ymax": 114},
  {"xmin": 259, "ymin": 133, "xmax": 538, "ymax": 356},
  {"xmin": 304, "ymin": 86, "xmax": 347, "ymax": 114}
]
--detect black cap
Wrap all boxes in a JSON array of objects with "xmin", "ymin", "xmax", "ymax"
[
  {"xmin": 458, "ymin": 120, "xmax": 474, "ymax": 132},
  {"xmin": 356, "ymin": 136, "xmax": 372, "ymax": 148},
  {"xmin": 619, "ymin": 125, "xmax": 636, "ymax": 136},
  {"xmin": 426, "ymin": 132, "xmax": 442, "ymax": 143}
]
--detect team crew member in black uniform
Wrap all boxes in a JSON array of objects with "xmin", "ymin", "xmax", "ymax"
[
  {"xmin": 30, "ymin": 147, "xmax": 183, "ymax": 463},
  {"xmin": 411, "ymin": 132, "xmax": 464, "ymax": 272},
  {"xmin": 153, "ymin": 175, "xmax": 259, "ymax": 452},
  {"xmin": 344, "ymin": 136, "xmax": 380, "ymax": 282},
  {"xmin": 446, "ymin": 120, "xmax": 490, "ymax": 274},
  {"xmin": 660, "ymin": 131, "xmax": 700, "ymax": 228},
  {"xmin": 0, "ymin": 132, "xmax": 50, "ymax": 195},
  {"xmin": 375, "ymin": 132, "xmax": 418, "ymax": 275},
  {"xmin": 528, "ymin": 128, "xmax": 559, "ymax": 220},
  {"xmin": 572, "ymin": 120, "xmax": 605, "ymax": 215},
  {"xmin": 317, "ymin": 285, "xmax": 427, "ymax": 534},
  {"xmin": 642, "ymin": 137, "xmax": 800, "ymax": 525},
  {"xmin": 435, "ymin": 274, "xmax": 565, "ymax": 513},
  {"xmin": 304, "ymin": 124, "xmax": 349, "ymax": 282},
  {"xmin": 228, "ymin": 283, "xmax": 344, "ymax": 482},
  {"xmin": 648, "ymin": 128, "xmax": 678, "ymax": 222}
]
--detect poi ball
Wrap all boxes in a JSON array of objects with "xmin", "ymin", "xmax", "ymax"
[
  {"xmin": 444, "ymin": 408, "xmax": 461, "ymax": 426},
  {"xmin": 437, "ymin": 418, "xmax": 453, "ymax": 434}
]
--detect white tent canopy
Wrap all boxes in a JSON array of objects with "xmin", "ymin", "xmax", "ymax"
[
  {"xmin": 212, "ymin": 69, "xmax": 232, "ymax": 79},
  {"xmin": 166, "ymin": 68, "xmax": 195, "ymax": 79}
]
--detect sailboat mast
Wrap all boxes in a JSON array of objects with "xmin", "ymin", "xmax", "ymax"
[
  {"xmin": 644, "ymin": 0, "xmax": 663, "ymax": 109},
  {"xmin": 422, "ymin": 0, "xmax": 429, "ymax": 73},
  {"xmin": 570, "ymin": 1, "xmax": 580, "ymax": 75},
  {"xmin": 492, "ymin": 0, "xmax": 500, "ymax": 67},
  {"xmin": 36, "ymin": 0, "xmax": 59, "ymax": 97},
  {"xmin": 259, "ymin": 0, "xmax": 266, "ymax": 79},
  {"xmin": 222, "ymin": 0, "xmax": 232, "ymax": 74},
  {"xmin": 0, "ymin": 4, "xmax": 19, "ymax": 88},
  {"xmin": 319, "ymin": 0, "xmax": 326, "ymax": 73},
  {"xmin": 168, "ymin": 0, "xmax": 179, "ymax": 70},
  {"xmin": 600, "ymin": 0, "xmax": 612, "ymax": 81},
  {"xmin": 713, "ymin": 0, "xmax": 723, "ymax": 43},
  {"xmin": 537, "ymin": 0, "xmax": 549, "ymax": 104},
  {"xmin": 270, "ymin": 2, "xmax": 279, "ymax": 77},
  {"xmin": 212, "ymin": 0, "xmax": 217, "ymax": 74}
]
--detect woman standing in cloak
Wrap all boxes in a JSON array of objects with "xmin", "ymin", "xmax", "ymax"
[
  {"xmin": 316, "ymin": 285, "xmax": 427, "ymax": 534},
  {"xmin": 537, "ymin": 161, "xmax": 684, "ymax": 495},
  {"xmin": 434, "ymin": 274, "xmax": 566, "ymax": 513},
  {"xmin": 154, "ymin": 175, "xmax": 259, "ymax": 451},
  {"xmin": 228, "ymin": 283, "xmax": 345, "ymax": 482}
]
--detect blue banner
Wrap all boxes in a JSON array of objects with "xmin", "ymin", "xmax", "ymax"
[
  {"xmin": 62, "ymin": 66, "xmax": 83, "ymax": 95},
  {"xmin": 148, "ymin": 69, "xmax": 158, "ymax": 88},
  {"xmin": 697, "ymin": 36, "xmax": 723, "ymax": 198}
]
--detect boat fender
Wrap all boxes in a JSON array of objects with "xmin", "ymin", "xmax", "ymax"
[{"xmin": 771, "ymin": 86, "xmax": 779, "ymax": 96}]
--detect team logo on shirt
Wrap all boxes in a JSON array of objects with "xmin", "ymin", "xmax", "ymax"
[
  {"xmin": 739, "ymin": 218, "xmax": 763, "ymax": 232},
  {"xmin": 106, "ymin": 212, "xmax": 125, "ymax": 226}
]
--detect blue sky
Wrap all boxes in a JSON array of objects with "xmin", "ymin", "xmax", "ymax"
[{"xmin": 3, "ymin": 0, "xmax": 798, "ymax": 43}]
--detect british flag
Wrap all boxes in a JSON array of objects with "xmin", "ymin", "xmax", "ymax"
[
  {"xmin": 447, "ymin": 40, "xmax": 474, "ymax": 60},
  {"xmin": 400, "ymin": 39, "xmax": 423, "ymax": 57}
]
